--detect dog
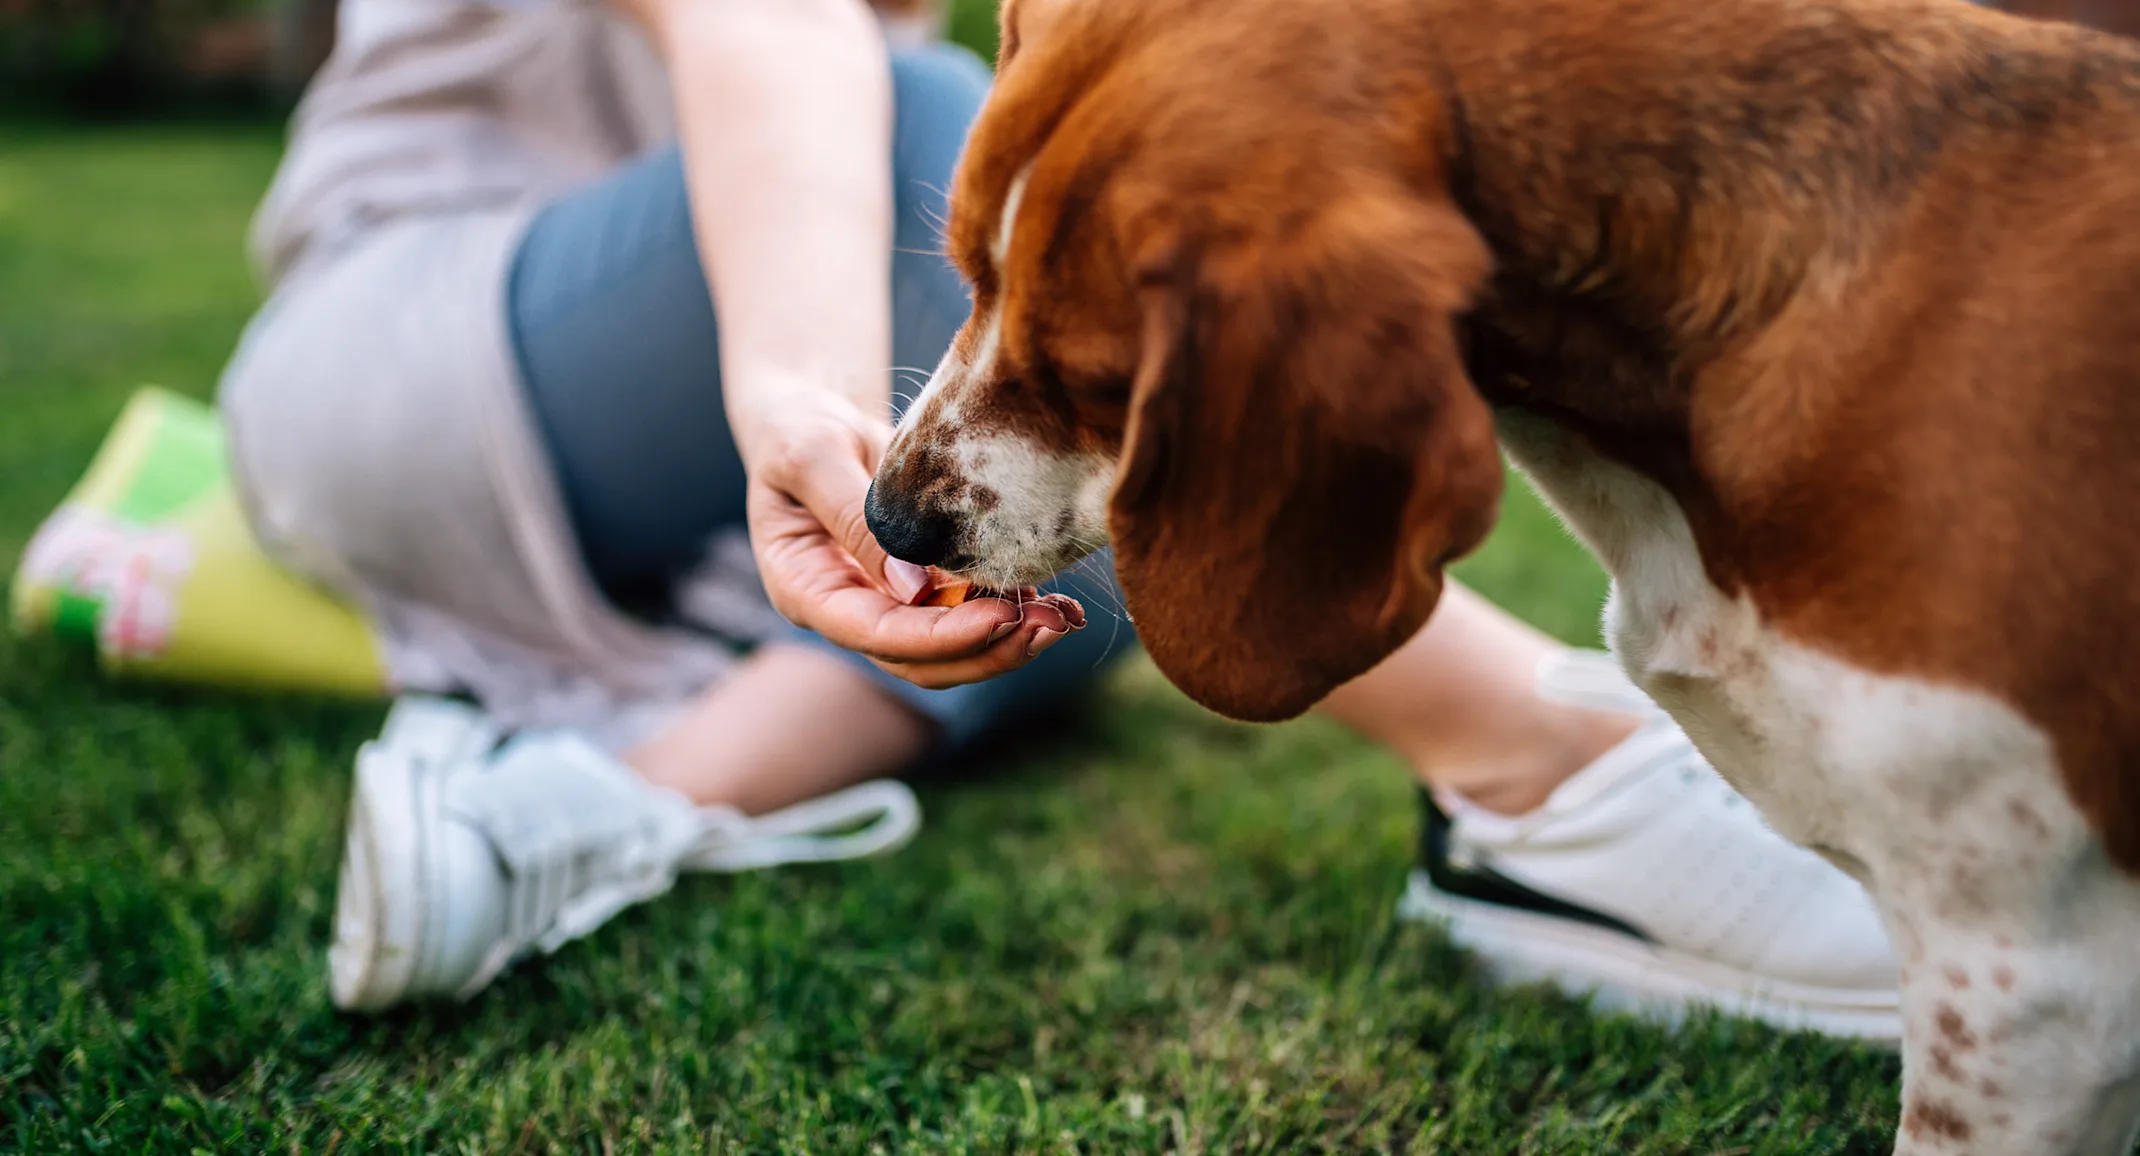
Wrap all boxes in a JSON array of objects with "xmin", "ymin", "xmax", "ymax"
[{"xmin": 865, "ymin": 0, "xmax": 2140, "ymax": 1150}]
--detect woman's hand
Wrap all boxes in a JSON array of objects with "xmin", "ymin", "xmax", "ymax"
[
  {"xmin": 614, "ymin": 0, "xmax": 1079, "ymax": 686},
  {"xmin": 741, "ymin": 390, "xmax": 1080, "ymax": 688}
]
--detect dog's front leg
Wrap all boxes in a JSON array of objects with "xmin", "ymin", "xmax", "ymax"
[{"xmin": 1876, "ymin": 814, "xmax": 2140, "ymax": 1155}]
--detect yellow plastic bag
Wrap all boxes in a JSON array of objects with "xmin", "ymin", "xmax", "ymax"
[{"xmin": 11, "ymin": 387, "xmax": 390, "ymax": 697}]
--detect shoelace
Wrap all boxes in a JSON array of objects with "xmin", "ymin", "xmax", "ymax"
[
  {"xmin": 462, "ymin": 777, "xmax": 923, "ymax": 999},
  {"xmin": 685, "ymin": 779, "xmax": 923, "ymax": 872}
]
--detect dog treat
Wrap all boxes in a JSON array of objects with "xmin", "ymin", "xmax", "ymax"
[
  {"xmin": 915, "ymin": 580, "xmax": 1012, "ymax": 607},
  {"xmin": 920, "ymin": 581, "xmax": 978, "ymax": 608}
]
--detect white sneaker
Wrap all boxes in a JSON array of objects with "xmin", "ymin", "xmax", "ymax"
[
  {"xmin": 1397, "ymin": 651, "xmax": 1902, "ymax": 1041},
  {"xmin": 328, "ymin": 696, "xmax": 922, "ymax": 1012}
]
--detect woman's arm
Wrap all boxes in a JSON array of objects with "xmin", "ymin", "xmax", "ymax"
[
  {"xmin": 625, "ymin": 0, "xmax": 893, "ymax": 449},
  {"xmin": 607, "ymin": 0, "xmax": 1075, "ymax": 685}
]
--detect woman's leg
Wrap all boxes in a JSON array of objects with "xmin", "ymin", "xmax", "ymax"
[
  {"xmin": 1317, "ymin": 584, "xmax": 1636, "ymax": 815},
  {"xmin": 1325, "ymin": 593, "xmax": 1902, "ymax": 1040},
  {"xmin": 508, "ymin": 45, "xmax": 1124, "ymax": 811}
]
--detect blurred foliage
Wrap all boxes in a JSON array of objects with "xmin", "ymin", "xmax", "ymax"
[
  {"xmin": 945, "ymin": 0, "xmax": 1000, "ymax": 62},
  {"xmin": 0, "ymin": 0, "xmax": 275, "ymax": 117},
  {"xmin": 0, "ymin": 0, "xmax": 1004, "ymax": 121}
]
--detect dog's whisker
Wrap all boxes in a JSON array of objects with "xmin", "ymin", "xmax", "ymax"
[
  {"xmin": 1066, "ymin": 558, "xmax": 1132, "ymax": 626},
  {"xmin": 914, "ymin": 195, "xmax": 952, "ymax": 243},
  {"xmin": 1049, "ymin": 557, "xmax": 1129, "ymax": 633},
  {"xmin": 1052, "ymin": 564, "xmax": 1128, "ymax": 666}
]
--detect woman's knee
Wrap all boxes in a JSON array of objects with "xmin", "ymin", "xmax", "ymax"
[{"xmin": 218, "ymin": 218, "xmax": 525, "ymax": 598}]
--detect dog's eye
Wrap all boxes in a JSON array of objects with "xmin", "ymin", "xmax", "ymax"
[
  {"xmin": 1064, "ymin": 374, "xmax": 1131, "ymax": 408},
  {"xmin": 1032, "ymin": 356, "xmax": 1127, "ymax": 408}
]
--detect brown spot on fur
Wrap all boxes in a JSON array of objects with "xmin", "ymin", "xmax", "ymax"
[
  {"xmin": 1903, "ymin": 1098, "xmax": 1973, "ymax": 1142},
  {"xmin": 1931, "ymin": 1045, "xmax": 1963, "ymax": 1081},
  {"xmin": 973, "ymin": 486, "xmax": 1002, "ymax": 513},
  {"xmin": 1992, "ymin": 965, "xmax": 2015, "ymax": 991},
  {"xmin": 1937, "ymin": 1004, "xmax": 1978, "ymax": 1051},
  {"xmin": 1944, "ymin": 966, "xmax": 1971, "ymax": 989},
  {"xmin": 1944, "ymin": 866, "xmax": 1988, "ymax": 916},
  {"xmin": 1980, "ymin": 1078, "xmax": 2002, "ymax": 1098},
  {"xmin": 924, "ymin": 421, "xmax": 966, "ymax": 451}
]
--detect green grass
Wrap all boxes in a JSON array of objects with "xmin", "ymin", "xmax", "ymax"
[{"xmin": 0, "ymin": 118, "xmax": 1904, "ymax": 1153}]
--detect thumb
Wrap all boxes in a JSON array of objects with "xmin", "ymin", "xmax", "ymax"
[
  {"xmin": 844, "ymin": 503, "xmax": 930, "ymax": 605},
  {"xmin": 783, "ymin": 434, "xmax": 927, "ymax": 604},
  {"xmin": 844, "ymin": 425, "xmax": 930, "ymax": 601}
]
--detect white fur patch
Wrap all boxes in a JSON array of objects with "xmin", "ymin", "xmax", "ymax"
[
  {"xmin": 880, "ymin": 269, "xmax": 1114, "ymax": 585},
  {"xmin": 1497, "ymin": 409, "xmax": 2140, "ymax": 1155},
  {"xmin": 876, "ymin": 157, "xmax": 1117, "ymax": 582},
  {"xmin": 993, "ymin": 163, "xmax": 1035, "ymax": 268},
  {"xmin": 948, "ymin": 433, "xmax": 1113, "ymax": 587}
]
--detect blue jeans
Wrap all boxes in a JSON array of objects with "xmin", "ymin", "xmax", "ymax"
[{"xmin": 506, "ymin": 45, "xmax": 1130, "ymax": 751}]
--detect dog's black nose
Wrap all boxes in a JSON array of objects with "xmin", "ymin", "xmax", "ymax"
[{"xmin": 865, "ymin": 480, "xmax": 960, "ymax": 568}]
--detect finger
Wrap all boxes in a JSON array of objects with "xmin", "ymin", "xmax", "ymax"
[
  {"xmin": 856, "ymin": 419, "xmax": 892, "ymax": 473},
  {"xmin": 1035, "ymin": 591, "xmax": 1086, "ymax": 630},
  {"xmin": 867, "ymin": 599, "xmax": 1076, "ymax": 688},
  {"xmin": 804, "ymin": 584, "xmax": 1024, "ymax": 663},
  {"xmin": 876, "ymin": 627, "xmax": 1071, "ymax": 688},
  {"xmin": 783, "ymin": 446, "xmax": 905, "ymax": 595},
  {"xmin": 884, "ymin": 557, "xmax": 929, "ymax": 604},
  {"xmin": 982, "ymin": 594, "xmax": 1072, "ymax": 635}
]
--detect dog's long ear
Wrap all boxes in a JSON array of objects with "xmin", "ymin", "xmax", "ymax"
[
  {"xmin": 1112, "ymin": 192, "xmax": 1502, "ymax": 722},
  {"xmin": 997, "ymin": 0, "xmax": 1078, "ymax": 71}
]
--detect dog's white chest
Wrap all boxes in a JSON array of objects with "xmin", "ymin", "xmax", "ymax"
[
  {"xmin": 1492, "ymin": 411, "xmax": 2058, "ymax": 863},
  {"xmin": 1495, "ymin": 409, "xmax": 2140, "ymax": 1154}
]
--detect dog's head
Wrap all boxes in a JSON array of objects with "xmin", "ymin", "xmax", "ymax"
[{"xmin": 867, "ymin": 0, "xmax": 1502, "ymax": 720}]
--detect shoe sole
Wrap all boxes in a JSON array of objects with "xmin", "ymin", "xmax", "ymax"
[
  {"xmin": 330, "ymin": 699, "xmax": 502, "ymax": 1012},
  {"xmin": 1398, "ymin": 869, "xmax": 1903, "ymax": 1043},
  {"xmin": 329, "ymin": 742, "xmax": 435, "ymax": 1012}
]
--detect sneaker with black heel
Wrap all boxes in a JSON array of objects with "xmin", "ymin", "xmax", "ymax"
[
  {"xmin": 328, "ymin": 695, "xmax": 922, "ymax": 1012},
  {"xmin": 1397, "ymin": 650, "xmax": 1903, "ymax": 1041}
]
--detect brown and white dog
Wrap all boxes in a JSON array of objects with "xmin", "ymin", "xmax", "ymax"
[{"xmin": 865, "ymin": 0, "xmax": 2140, "ymax": 1149}]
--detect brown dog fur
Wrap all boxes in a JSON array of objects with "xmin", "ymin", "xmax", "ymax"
[{"xmin": 917, "ymin": 0, "xmax": 2140, "ymax": 870}]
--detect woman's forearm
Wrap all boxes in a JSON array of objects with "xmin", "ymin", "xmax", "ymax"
[{"xmin": 623, "ymin": 0, "xmax": 896, "ymax": 467}]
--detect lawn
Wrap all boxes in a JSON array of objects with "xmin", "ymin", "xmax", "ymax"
[{"xmin": 1, "ymin": 111, "xmax": 1902, "ymax": 1155}]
